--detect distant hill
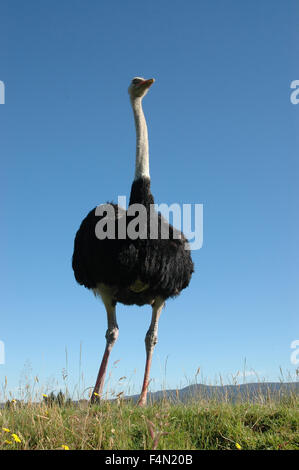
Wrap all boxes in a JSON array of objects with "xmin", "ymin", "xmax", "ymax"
[
  {"xmin": 1, "ymin": 382, "xmax": 297, "ymax": 408},
  {"xmin": 125, "ymin": 382, "xmax": 299, "ymax": 404}
]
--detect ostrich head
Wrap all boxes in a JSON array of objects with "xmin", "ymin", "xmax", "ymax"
[{"xmin": 128, "ymin": 77, "xmax": 155, "ymax": 99}]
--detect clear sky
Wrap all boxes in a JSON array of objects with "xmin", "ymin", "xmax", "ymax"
[{"xmin": 1, "ymin": 0, "xmax": 298, "ymax": 400}]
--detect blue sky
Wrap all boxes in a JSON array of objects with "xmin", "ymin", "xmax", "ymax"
[{"xmin": 1, "ymin": 0, "xmax": 298, "ymax": 400}]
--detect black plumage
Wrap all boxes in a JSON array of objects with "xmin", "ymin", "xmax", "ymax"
[{"xmin": 72, "ymin": 177, "xmax": 194, "ymax": 306}]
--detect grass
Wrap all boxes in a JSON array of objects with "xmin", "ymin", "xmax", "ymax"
[{"xmin": 0, "ymin": 393, "xmax": 298, "ymax": 450}]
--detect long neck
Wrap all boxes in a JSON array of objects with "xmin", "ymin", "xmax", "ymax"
[{"xmin": 131, "ymin": 96, "xmax": 150, "ymax": 180}]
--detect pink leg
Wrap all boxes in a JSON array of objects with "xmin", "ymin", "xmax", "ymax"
[
  {"xmin": 138, "ymin": 297, "xmax": 165, "ymax": 407},
  {"xmin": 91, "ymin": 296, "xmax": 118, "ymax": 404}
]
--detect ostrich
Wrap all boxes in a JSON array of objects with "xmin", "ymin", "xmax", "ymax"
[{"xmin": 72, "ymin": 77, "xmax": 194, "ymax": 406}]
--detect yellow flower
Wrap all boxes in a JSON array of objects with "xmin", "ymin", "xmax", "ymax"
[
  {"xmin": 42, "ymin": 394, "xmax": 48, "ymax": 398},
  {"xmin": 11, "ymin": 433, "xmax": 21, "ymax": 443},
  {"xmin": 235, "ymin": 442, "xmax": 242, "ymax": 450},
  {"xmin": 93, "ymin": 392, "xmax": 100, "ymax": 396},
  {"xmin": 2, "ymin": 427, "xmax": 10, "ymax": 433},
  {"xmin": 4, "ymin": 440, "xmax": 13, "ymax": 445},
  {"xmin": 11, "ymin": 399, "xmax": 17, "ymax": 403},
  {"xmin": 61, "ymin": 445, "xmax": 69, "ymax": 450}
]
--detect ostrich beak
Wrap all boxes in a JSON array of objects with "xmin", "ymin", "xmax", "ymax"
[
  {"xmin": 138, "ymin": 78, "xmax": 155, "ymax": 88},
  {"xmin": 145, "ymin": 78, "xmax": 155, "ymax": 86}
]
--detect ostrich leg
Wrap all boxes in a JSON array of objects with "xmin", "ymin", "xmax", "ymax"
[
  {"xmin": 138, "ymin": 297, "xmax": 165, "ymax": 407},
  {"xmin": 91, "ymin": 295, "xmax": 118, "ymax": 403}
]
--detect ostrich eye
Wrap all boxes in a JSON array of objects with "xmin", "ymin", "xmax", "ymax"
[{"xmin": 132, "ymin": 78, "xmax": 142, "ymax": 85}]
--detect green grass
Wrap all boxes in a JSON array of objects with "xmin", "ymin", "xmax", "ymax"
[{"xmin": 1, "ymin": 395, "xmax": 298, "ymax": 450}]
